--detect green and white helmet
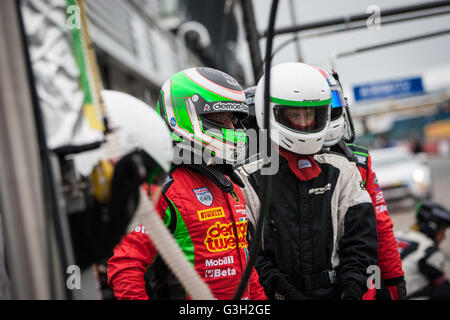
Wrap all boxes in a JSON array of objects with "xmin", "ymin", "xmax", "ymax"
[
  {"xmin": 255, "ymin": 62, "xmax": 332, "ymax": 155},
  {"xmin": 157, "ymin": 67, "xmax": 249, "ymax": 164}
]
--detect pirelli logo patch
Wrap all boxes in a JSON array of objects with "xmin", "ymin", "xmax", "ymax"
[{"xmin": 197, "ymin": 207, "xmax": 226, "ymax": 222}]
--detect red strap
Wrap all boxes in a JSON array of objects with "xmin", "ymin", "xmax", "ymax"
[{"xmin": 279, "ymin": 149, "xmax": 321, "ymax": 181}]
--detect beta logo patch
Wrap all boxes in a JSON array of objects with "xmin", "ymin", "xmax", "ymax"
[
  {"xmin": 197, "ymin": 207, "xmax": 225, "ymax": 221},
  {"xmin": 193, "ymin": 187, "xmax": 213, "ymax": 206}
]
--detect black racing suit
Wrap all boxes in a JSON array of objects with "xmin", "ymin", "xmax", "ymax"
[{"xmin": 254, "ymin": 150, "xmax": 378, "ymax": 299}]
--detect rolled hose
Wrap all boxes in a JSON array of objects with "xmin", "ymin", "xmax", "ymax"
[{"xmin": 135, "ymin": 189, "xmax": 215, "ymax": 300}]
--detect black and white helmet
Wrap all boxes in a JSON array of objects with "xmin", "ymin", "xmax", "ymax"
[{"xmin": 416, "ymin": 200, "xmax": 450, "ymax": 239}]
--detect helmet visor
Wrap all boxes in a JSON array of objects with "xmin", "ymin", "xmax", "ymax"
[
  {"xmin": 331, "ymin": 89, "xmax": 344, "ymax": 108},
  {"xmin": 201, "ymin": 112, "xmax": 240, "ymax": 129},
  {"xmin": 183, "ymin": 97, "xmax": 247, "ymax": 151},
  {"xmin": 330, "ymin": 87, "xmax": 344, "ymax": 120},
  {"xmin": 191, "ymin": 94, "xmax": 249, "ymax": 130},
  {"xmin": 331, "ymin": 106, "xmax": 343, "ymax": 122},
  {"xmin": 273, "ymin": 105, "xmax": 330, "ymax": 133}
]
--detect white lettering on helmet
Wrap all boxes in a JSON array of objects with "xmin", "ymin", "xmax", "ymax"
[{"xmin": 212, "ymin": 102, "xmax": 248, "ymax": 113}]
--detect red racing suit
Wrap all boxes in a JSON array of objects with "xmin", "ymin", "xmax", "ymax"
[
  {"xmin": 338, "ymin": 143, "xmax": 405, "ymax": 299},
  {"xmin": 107, "ymin": 165, "xmax": 267, "ymax": 300}
]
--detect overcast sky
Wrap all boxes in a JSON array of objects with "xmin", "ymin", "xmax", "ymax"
[{"xmin": 237, "ymin": 0, "xmax": 450, "ymax": 95}]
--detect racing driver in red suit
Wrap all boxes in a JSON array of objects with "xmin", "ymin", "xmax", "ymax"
[
  {"xmin": 320, "ymin": 68, "xmax": 406, "ymax": 300},
  {"xmin": 107, "ymin": 67, "xmax": 267, "ymax": 300},
  {"xmin": 335, "ymin": 142, "xmax": 406, "ymax": 299}
]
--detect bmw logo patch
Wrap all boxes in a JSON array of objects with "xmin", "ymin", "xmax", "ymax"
[{"xmin": 170, "ymin": 117, "xmax": 177, "ymax": 127}]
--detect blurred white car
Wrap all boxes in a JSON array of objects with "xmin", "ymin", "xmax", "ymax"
[{"xmin": 370, "ymin": 146, "xmax": 432, "ymax": 202}]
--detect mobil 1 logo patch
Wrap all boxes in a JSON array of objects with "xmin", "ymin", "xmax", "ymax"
[{"xmin": 193, "ymin": 186, "xmax": 213, "ymax": 207}]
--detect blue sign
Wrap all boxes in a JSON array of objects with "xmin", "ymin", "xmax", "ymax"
[{"xmin": 353, "ymin": 77, "xmax": 424, "ymax": 102}]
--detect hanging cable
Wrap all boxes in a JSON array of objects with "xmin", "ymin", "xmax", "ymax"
[
  {"xmin": 256, "ymin": 35, "xmax": 297, "ymax": 75},
  {"xmin": 233, "ymin": 0, "xmax": 279, "ymax": 300}
]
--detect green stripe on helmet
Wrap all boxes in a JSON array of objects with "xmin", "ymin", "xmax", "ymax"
[
  {"xmin": 170, "ymin": 78, "xmax": 193, "ymax": 134},
  {"xmin": 169, "ymin": 72, "xmax": 244, "ymax": 136},
  {"xmin": 270, "ymin": 96, "xmax": 331, "ymax": 107},
  {"xmin": 179, "ymin": 72, "xmax": 242, "ymax": 102}
]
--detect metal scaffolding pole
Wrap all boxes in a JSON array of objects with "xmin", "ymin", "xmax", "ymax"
[
  {"xmin": 301, "ymin": 8, "xmax": 450, "ymax": 40},
  {"xmin": 0, "ymin": 0, "xmax": 54, "ymax": 299},
  {"xmin": 260, "ymin": 0, "xmax": 450, "ymax": 38},
  {"xmin": 240, "ymin": 0, "xmax": 264, "ymax": 83},
  {"xmin": 267, "ymin": 8, "xmax": 450, "ymax": 68},
  {"xmin": 331, "ymin": 28, "xmax": 450, "ymax": 70},
  {"xmin": 287, "ymin": 0, "xmax": 303, "ymax": 62}
]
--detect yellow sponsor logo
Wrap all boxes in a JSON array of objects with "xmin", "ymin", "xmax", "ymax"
[
  {"xmin": 197, "ymin": 207, "xmax": 226, "ymax": 222},
  {"xmin": 204, "ymin": 221, "xmax": 248, "ymax": 253}
]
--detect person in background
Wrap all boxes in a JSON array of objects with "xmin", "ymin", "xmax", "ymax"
[
  {"xmin": 318, "ymin": 68, "xmax": 406, "ymax": 300},
  {"xmin": 107, "ymin": 67, "xmax": 266, "ymax": 300},
  {"xmin": 395, "ymin": 200, "xmax": 450, "ymax": 300},
  {"xmin": 252, "ymin": 62, "xmax": 378, "ymax": 300}
]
